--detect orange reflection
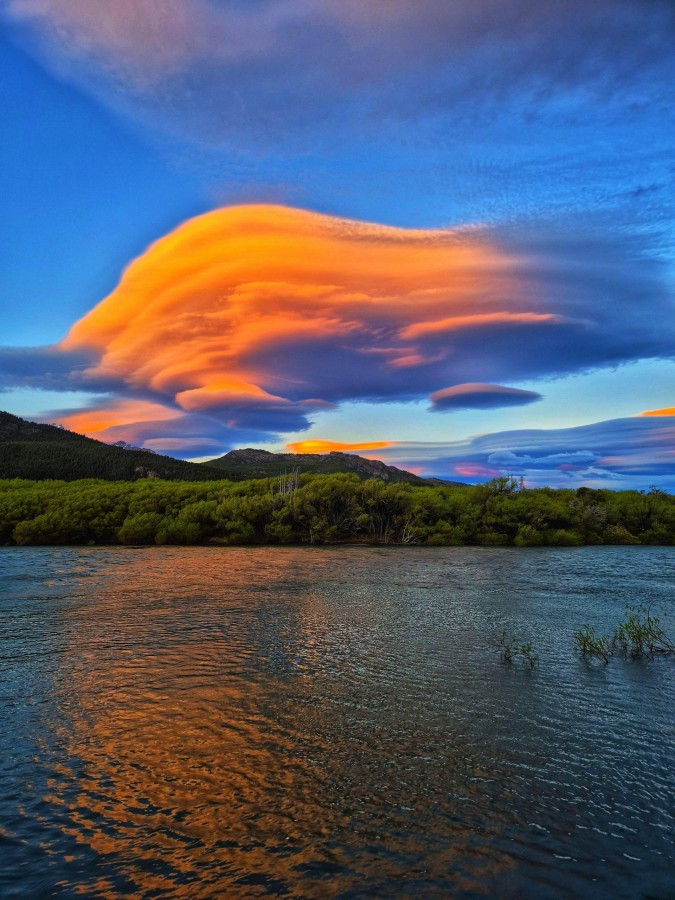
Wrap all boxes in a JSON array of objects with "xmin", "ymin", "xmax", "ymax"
[{"xmin": 37, "ymin": 549, "xmax": 516, "ymax": 897}]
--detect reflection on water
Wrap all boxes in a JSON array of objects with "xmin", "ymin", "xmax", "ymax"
[{"xmin": 1, "ymin": 546, "xmax": 674, "ymax": 898}]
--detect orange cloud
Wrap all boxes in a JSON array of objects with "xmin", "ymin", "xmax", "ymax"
[
  {"xmin": 57, "ymin": 204, "xmax": 554, "ymax": 439},
  {"xmin": 638, "ymin": 407, "xmax": 675, "ymax": 417},
  {"xmin": 400, "ymin": 311, "xmax": 561, "ymax": 340},
  {"xmin": 60, "ymin": 399, "xmax": 179, "ymax": 436},
  {"xmin": 44, "ymin": 203, "xmax": 642, "ymax": 450},
  {"xmin": 286, "ymin": 439, "xmax": 393, "ymax": 454}
]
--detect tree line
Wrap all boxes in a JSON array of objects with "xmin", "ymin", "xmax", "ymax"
[{"xmin": 1, "ymin": 474, "xmax": 673, "ymax": 547}]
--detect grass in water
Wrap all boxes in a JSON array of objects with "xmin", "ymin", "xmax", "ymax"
[
  {"xmin": 573, "ymin": 624, "xmax": 611, "ymax": 664},
  {"xmin": 498, "ymin": 630, "xmax": 538, "ymax": 669},
  {"xmin": 574, "ymin": 602, "xmax": 674, "ymax": 664},
  {"xmin": 612, "ymin": 603, "xmax": 675, "ymax": 660}
]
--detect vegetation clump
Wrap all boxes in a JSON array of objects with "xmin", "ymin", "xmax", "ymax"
[
  {"xmin": 498, "ymin": 630, "xmax": 538, "ymax": 669},
  {"xmin": 0, "ymin": 474, "xmax": 674, "ymax": 547},
  {"xmin": 573, "ymin": 624, "xmax": 612, "ymax": 664},
  {"xmin": 574, "ymin": 604, "xmax": 674, "ymax": 663},
  {"xmin": 612, "ymin": 603, "xmax": 675, "ymax": 659}
]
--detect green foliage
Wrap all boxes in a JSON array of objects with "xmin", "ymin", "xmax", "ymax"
[
  {"xmin": 0, "ymin": 474, "xmax": 674, "ymax": 547},
  {"xmin": 497, "ymin": 630, "xmax": 538, "ymax": 669},
  {"xmin": 612, "ymin": 603, "xmax": 675, "ymax": 659},
  {"xmin": 573, "ymin": 625, "xmax": 612, "ymax": 664},
  {"xmin": 118, "ymin": 513, "xmax": 165, "ymax": 545},
  {"xmin": 574, "ymin": 604, "xmax": 674, "ymax": 663}
]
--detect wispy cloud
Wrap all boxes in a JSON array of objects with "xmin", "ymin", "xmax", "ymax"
[
  {"xmin": 5, "ymin": 1, "xmax": 673, "ymax": 144},
  {"xmin": 369, "ymin": 416, "xmax": 675, "ymax": 490},
  {"xmin": 4, "ymin": 0, "xmax": 673, "ymax": 256}
]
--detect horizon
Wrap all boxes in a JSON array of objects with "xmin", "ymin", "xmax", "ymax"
[
  {"xmin": 4, "ymin": 406, "xmax": 675, "ymax": 494},
  {"xmin": 1, "ymin": 2, "xmax": 674, "ymax": 490}
]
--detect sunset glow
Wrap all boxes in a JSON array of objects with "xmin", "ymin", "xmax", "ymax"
[
  {"xmin": 639, "ymin": 407, "xmax": 675, "ymax": 417},
  {"xmin": 286, "ymin": 440, "xmax": 393, "ymax": 454},
  {"xmin": 1, "ymin": 0, "xmax": 674, "ymax": 489},
  {"xmin": 60, "ymin": 399, "xmax": 179, "ymax": 435}
]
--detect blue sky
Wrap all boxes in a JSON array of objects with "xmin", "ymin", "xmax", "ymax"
[{"xmin": 1, "ymin": 1, "xmax": 674, "ymax": 488}]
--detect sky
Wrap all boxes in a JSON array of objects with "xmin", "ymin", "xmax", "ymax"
[{"xmin": 1, "ymin": 0, "xmax": 674, "ymax": 489}]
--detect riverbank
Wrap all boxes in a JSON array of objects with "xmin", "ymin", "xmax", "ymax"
[{"xmin": 1, "ymin": 474, "xmax": 673, "ymax": 547}]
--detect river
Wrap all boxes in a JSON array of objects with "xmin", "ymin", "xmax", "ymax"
[{"xmin": 1, "ymin": 546, "xmax": 673, "ymax": 898}]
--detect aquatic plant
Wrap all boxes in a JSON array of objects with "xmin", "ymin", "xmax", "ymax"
[
  {"xmin": 612, "ymin": 603, "xmax": 675, "ymax": 660},
  {"xmin": 573, "ymin": 624, "xmax": 611, "ymax": 664},
  {"xmin": 498, "ymin": 630, "xmax": 538, "ymax": 669},
  {"xmin": 574, "ymin": 603, "xmax": 675, "ymax": 663}
]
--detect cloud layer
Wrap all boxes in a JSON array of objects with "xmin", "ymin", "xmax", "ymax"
[
  {"xmin": 364, "ymin": 416, "xmax": 675, "ymax": 490},
  {"xmin": 4, "ymin": 0, "xmax": 674, "ymax": 239},
  {"xmin": 429, "ymin": 383, "xmax": 542, "ymax": 412},
  {"xmin": 1, "ymin": 203, "xmax": 674, "ymax": 454},
  {"xmin": 5, "ymin": 0, "xmax": 673, "ymax": 147}
]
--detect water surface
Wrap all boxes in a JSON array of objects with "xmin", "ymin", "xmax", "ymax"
[{"xmin": 1, "ymin": 546, "xmax": 674, "ymax": 898}]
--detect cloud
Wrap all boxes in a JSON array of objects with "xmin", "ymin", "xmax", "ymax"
[
  {"xmin": 286, "ymin": 439, "xmax": 392, "ymax": 454},
  {"xmin": 2, "ymin": 0, "xmax": 208, "ymax": 88},
  {"xmin": 0, "ymin": 345, "xmax": 99, "ymax": 391},
  {"xmin": 639, "ymin": 406, "xmax": 675, "ymax": 417},
  {"xmin": 366, "ymin": 415, "xmax": 675, "ymax": 489},
  {"xmin": 55, "ymin": 398, "xmax": 180, "ymax": 435},
  {"xmin": 142, "ymin": 436, "xmax": 223, "ymax": 454},
  {"xmin": 4, "ymin": 0, "xmax": 673, "ymax": 256},
  {"xmin": 4, "ymin": 0, "xmax": 673, "ymax": 148},
  {"xmin": 2, "ymin": 203, "xmax": 674, "ymax": 454},
  {"xmin": 486, "ymin": 450, "xmax": 599, "ymax": 469},
  {"xmin": 430, "ymin": 383, "xmax": 542, "ymax": 411}
]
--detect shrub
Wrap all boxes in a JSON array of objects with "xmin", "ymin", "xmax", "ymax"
[
  {"xmin": 118, "ymin": 512, "xmax": 164, "ymax": 545},
  {"xmin": 498, "ymin": 630, "xmax": 538, "ymax": 669},
  {"xmin": 573, "ymin": 624, "xmax": 611, "ymax": 664},
  {"xmin": 612, "ymin": 603, "xmax": 675, "ymax": 659}
]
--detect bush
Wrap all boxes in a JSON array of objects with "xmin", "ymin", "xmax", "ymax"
[
  {"xmin": 118, "ymin": 512, "xmax": 164, "ymax": 545},
  {"xmin": 612, "ymin": 603, "xmax": 675, "ymax": 659},
  {"xmin": 573, "ymin": 624, "xmax": 611, "ymax": 664},
  {"xmin": 1, "ymin": 476, "xmax": 674, "ymax": 547},
  {"xmin": 498, "ymin": 630, "xmax": 538, "ymax": 669}
]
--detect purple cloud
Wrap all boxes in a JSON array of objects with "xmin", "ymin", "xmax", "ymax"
[
  {"xmin": 430, "ymin": 383, "xmax": 542, "ymax": 411},
  {"xmin": 374, "ymin": 416, "xmax": 675, "ymax": 490}
]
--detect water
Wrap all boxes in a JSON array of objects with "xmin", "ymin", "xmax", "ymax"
[{"xmin": 0, "ymin": 546, "xmax": 673, "ymax": 898}]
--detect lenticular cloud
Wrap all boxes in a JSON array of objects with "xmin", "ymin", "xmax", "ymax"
[{"xmin": 2, "ymin": 203, "xmax": 673, "ymax": 451}]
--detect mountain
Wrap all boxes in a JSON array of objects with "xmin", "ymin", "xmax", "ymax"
[
  {"xmin": 204, "ymin": 447, "xmax": 435, "ymax": 484},
  {"xmin": 0, "ymin": 411, "xmax": 229, "ymax": 482},
  {"xmin": 0, "ymin": 410, "xmax": 465, "ymax": 486}
]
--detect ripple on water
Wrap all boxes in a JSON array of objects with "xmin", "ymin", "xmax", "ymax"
[{"xmin": 0, "ymin": 545, "xmax": 673, "ymax": 898}]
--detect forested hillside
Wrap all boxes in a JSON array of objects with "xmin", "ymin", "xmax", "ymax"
[
  {"xmin": 0, "ymin": 411, "xmax": 229, "ymax": 481},
  {"xmin": 1, "ymin": 411, "xmax": 436, "ymax": 485},
  {"xmin": 1, "ymin": 474, "xmax": 673, "ymax": 547}
]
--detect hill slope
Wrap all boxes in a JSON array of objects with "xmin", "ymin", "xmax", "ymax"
[
  {"xmin": 204, "ymin": 447, "xmax": 431, "ymax": 484},
  {"xmin": 0, "ymin": 411, "xmax": 229, "ymax": 482},
  {"xmin": 1, "ymin": 410, "xmax": 462, "ymax": 486}
]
